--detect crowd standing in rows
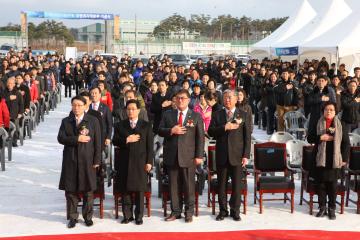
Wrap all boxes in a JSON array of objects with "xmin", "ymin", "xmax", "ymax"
[{"xmin": 1, "ymin": 48, "xmax": 359, "ymax": 227}]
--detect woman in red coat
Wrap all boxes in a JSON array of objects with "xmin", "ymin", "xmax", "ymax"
[
  {"xmin": 98, "ymin": 81, "xmax": 113, "ymax": 111},
  {"xmin": 0, "ymin": 97, "xmax": 10, "ymax": 129}
]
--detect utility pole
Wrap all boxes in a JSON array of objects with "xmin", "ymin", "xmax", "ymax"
[
  {"xmin": 135, "ymin": 14, "xmax": 138, "ymax": 54},
  {"xmin": 219, "ymin": 22, "xmax": 223, "ymax": 40}
]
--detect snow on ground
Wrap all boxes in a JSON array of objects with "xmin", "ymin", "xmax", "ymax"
[{"xmin": 0, "ymin": 95, "xmax": 359, "ymax": 238}]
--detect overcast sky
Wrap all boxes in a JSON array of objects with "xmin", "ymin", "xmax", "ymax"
[{"xmin": 0, "ymin": 0, "xmax": 303, "ymax": 27}]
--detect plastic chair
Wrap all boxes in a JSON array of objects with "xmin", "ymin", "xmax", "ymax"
[
  {"xmin": 349, "ymin": 133, "xmax": 360, "ymax": 147},
  {"xmin": 18, "ymin": 117, "xmax": 25, "ymax": 146},
  {"xmin": 352, "ymin": 128, "xmax": 360, "ymax": 136},
  {"xmin": 4, "ymin": 122, "xmax": 16, "ymax": 162},
  {"xmin": 0, "ymin": 127, "xmax": 9, "ymax": 171},
  {"xmin": 30, "ymin": 102, "xmax": 37, "ymax": 132},
  {"xmin": 286, "ymin": 140, "xmax": 308, "ymax": 179},
  {"xmin": 269, "ymin": 131, "xmax": 296, "ymax": 143},
  {"xmin": 284, "ymin": 111, "xmax": 307, "ymax": 140}
]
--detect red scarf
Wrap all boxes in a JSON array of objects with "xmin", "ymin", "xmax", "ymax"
[{"xmin": 325, "ymin": 117, "xmax": 333, "ymax": 129}]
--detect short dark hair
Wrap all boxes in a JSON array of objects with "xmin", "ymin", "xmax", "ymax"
[
  {"xmin": 71, "ymin": 95, "xmax": 87, "ymax": 105},
  {"xmin": 321, "ymin": 101, "xmax": 337, "ymax": 113},
  {"xmin": 175, "ymin": 89, "xmax": 191, "ymax": 98},
  {"xmin": 207, "ymin": 78, "xmax": 217, "ymax": 87},
  {"xmin": 348, "ymin": 79, "xmax": 358, "ymax": 85},
  {"xmin": 205, "ymin": 91, "xmax": 218, "ymax": 102},
  {"xmin": 79, "ymin": 91, "xmax": 91, "ymax": 98},
  {"xmin": 158, "ymin": 79, "xmax": 168, "ymax": 85},
  {"xmin": 98, "ymin": 71, "xmax": 106, "ymax": 77},
  {"xmin": 126, "ymin": 99, "xmax": 140, "ymax": 109},
  {"xmin": 125, "ymin": 89, "xmax": 136, "ymax": 97},
  {"xmin": 89, "ymin": 86, "xmax": 101, "ymax": 93}
]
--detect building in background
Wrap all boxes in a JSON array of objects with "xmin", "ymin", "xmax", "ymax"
[{"xmin": 76, "ymin": 19, "xmax": 160, "ymax": 42}]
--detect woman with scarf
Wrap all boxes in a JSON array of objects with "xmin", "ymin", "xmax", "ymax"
[{"xmin": 308, "ymin": 102, "xmax": 347, "ymax": 220}]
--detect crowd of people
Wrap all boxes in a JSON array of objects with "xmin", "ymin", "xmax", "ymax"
[{"xmin": 1, "ymin": 48, "xmax": 359, "ymax": 228}]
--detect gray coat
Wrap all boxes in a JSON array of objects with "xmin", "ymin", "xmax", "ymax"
[
  {"xmin": 158, "ymin": 109, "xmax": 205, "ymax": 168},
  {"xmin": 316, "ymin": 116, "xmax": 343, "ymax": 169}
]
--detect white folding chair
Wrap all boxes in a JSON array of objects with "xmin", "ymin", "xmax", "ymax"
[
  {"xmin": 269, "ymin": 131, "xmax": 296, "ymax": 143},
  {"xmin": 349, "ymin": 133, "xmax": 360, "ymax": 147}
]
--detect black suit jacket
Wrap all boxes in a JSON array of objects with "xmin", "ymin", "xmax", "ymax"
[
  {"xmin": 158, "ymin": 109, "xmax": 205, "ymax": 168},
  {"xmin": 112, "ymin": 119, "xmax": 154, "ymax": 192},
  {"xmin": 208, "ymin": 108, "xmax": 251, "ymax": 168},
  {"xmin": 58, "ymin": 113, "xmax": 101, "ymax": 192},
  {"xmin": 150, "ymin": 92, "xmax": 172, "ymax": 134},
  {"xmin": 90, "ymin": 102, "xmax": 113, "ymax": 140}
]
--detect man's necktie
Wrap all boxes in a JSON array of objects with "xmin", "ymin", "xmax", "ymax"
[
  {"xmin": 227, "ymin": 111, "xmax": 233, "ymax": 122},
  {"xmin": 178, "ymin": 112, "xmax": 183, "ymax": 126}
]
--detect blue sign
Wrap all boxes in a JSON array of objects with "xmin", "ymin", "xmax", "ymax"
[
  {"xmin": 24, "ymin": 11, "xmax": 114, "ymax": 20},
  {"xmin": 275, "ymin": 47, "xmax": 299, "ymax": 56}
]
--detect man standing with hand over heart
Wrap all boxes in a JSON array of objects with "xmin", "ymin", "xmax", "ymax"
[
  {"xmin": 58, "ymin": 95, "xmax": 102, "ymax": 228},
  {"xmin": 208, "ymin": 89, "xmax": 251, "ymax": 222},
  {"xmin": 159, "ymin": 89, "xmax": 205, "ymax": 223}
]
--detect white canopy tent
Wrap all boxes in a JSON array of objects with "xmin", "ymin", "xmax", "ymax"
[
  {"xmin": 271, "ymin": 0, "xmax": 352, "ymax": 53},
  {"xmin": 251, "ymin": 0, "xmax": 316, "ymax": 56},
  {"xmin": 299, "ymin": 0, "xmax": 360, "ymax": 72}
]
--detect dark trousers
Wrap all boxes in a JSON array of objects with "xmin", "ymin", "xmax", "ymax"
[
  {"xmin": 75, "ymin": 82, "xmax": 84, "ymax": 95},
  {"xmin": 121, "ymin": 191, "xmax": 144, "ymax": 220},
  {"xmin": 168, "ymin": 162, "xmax": 195, "ymax": 216},
  {"xmin": 64, "ymin": 84, "xmax": 72, "ymax": 98},
  {"xmin": 317, "ymin": 181, "xmax": 337, "ymax": 209},
  {"xmin": 217, "ymin": 164, "xmax": 243, "ymax": 216},
  {"xmin": 65, "ymin": 191, "xmax": 94, "ymax": 221},
  {"xmin": 266, "ymin": 106, "xmax": 276, "ymax": 134}
]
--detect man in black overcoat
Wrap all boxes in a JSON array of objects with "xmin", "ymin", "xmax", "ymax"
[
  {"xmin": 158, "ymin": 89, "xmax": 205, "ymax": 223},
  {"xmin": 89, "ymin": 86, "xmax": 113, "ymax": 147},
  {"xmin": 208, "ymin": 89, "xmax": 251, "ymax": 221},
  {"xmin": 112, "ymin": 99, "xmax": 153, "ymax": 225},
  {"xmin": 58, "ymin": 95, "xmax": 101, "ymax": 228}
]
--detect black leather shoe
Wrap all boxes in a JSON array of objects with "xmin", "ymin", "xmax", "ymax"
[
  {"xmin": 216, "ymin": 214, "xmax": 225, "ymax": 221},
  {"xmin": 316, "ymin": 208, "xmax": 327, "ymax": 218},
  {"xmin": 121, "ymin": 217, "xmax": 134, "ymax": 224},
  {"xmin": 328, "ymin": 208, "xmax": 336, "ymax": 220},
  {"xmin": 185, "ymin": 215, "xmax": 193, "ymax": 223},
  {"xmin": 121, "ymin": 218, "xmax": 129, "ymax": 224},
  {"xmin": 165, "ymin": 214, "xmax": 181, "ymax": 221},
  {"xmin": 135, "ymin": 219, "xmax": 143, "ymax": 225},
  {"xmin": 232, "ymin": 215, "xmax": 241, "ymax": 221},
  {"xmin": 85, "ymin": 219, "xmax": 93, "ymax": 227},
  {"xmin": 67, "ymin": 219, "xmax": 78, "ymax": 228}
]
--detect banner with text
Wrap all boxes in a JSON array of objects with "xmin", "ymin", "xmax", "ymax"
[
  {"xmin": 23, "ymin": 11, "xmax": 114, "ymax": 20},
  {"xmin": 275, "ymin": 47, "xmax": 299, "ymax": 56},
  {"xmin": 182, "ymin": 42, "xmax": 231, "ymax": 51}
]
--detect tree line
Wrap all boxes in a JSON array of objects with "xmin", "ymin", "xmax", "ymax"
[
  {"xmin": 0, "ymin": 20, "xmax": 75, "ymax": 44},
  {"xmin": 152, "ymin": 13, "xmax": 288, "ymax": 40}
]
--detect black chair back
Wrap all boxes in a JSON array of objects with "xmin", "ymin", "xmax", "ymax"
[
  {"xmin": 254, "ymin": 142, "xmax": 286, "ymax": 172},
  {"xmin": 208, "ymin": 143, "xmax": 216, "ymax": 172},
  {"xmin": 349, "ymin": 146, "xmax": 360, "ymax": 171}
]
